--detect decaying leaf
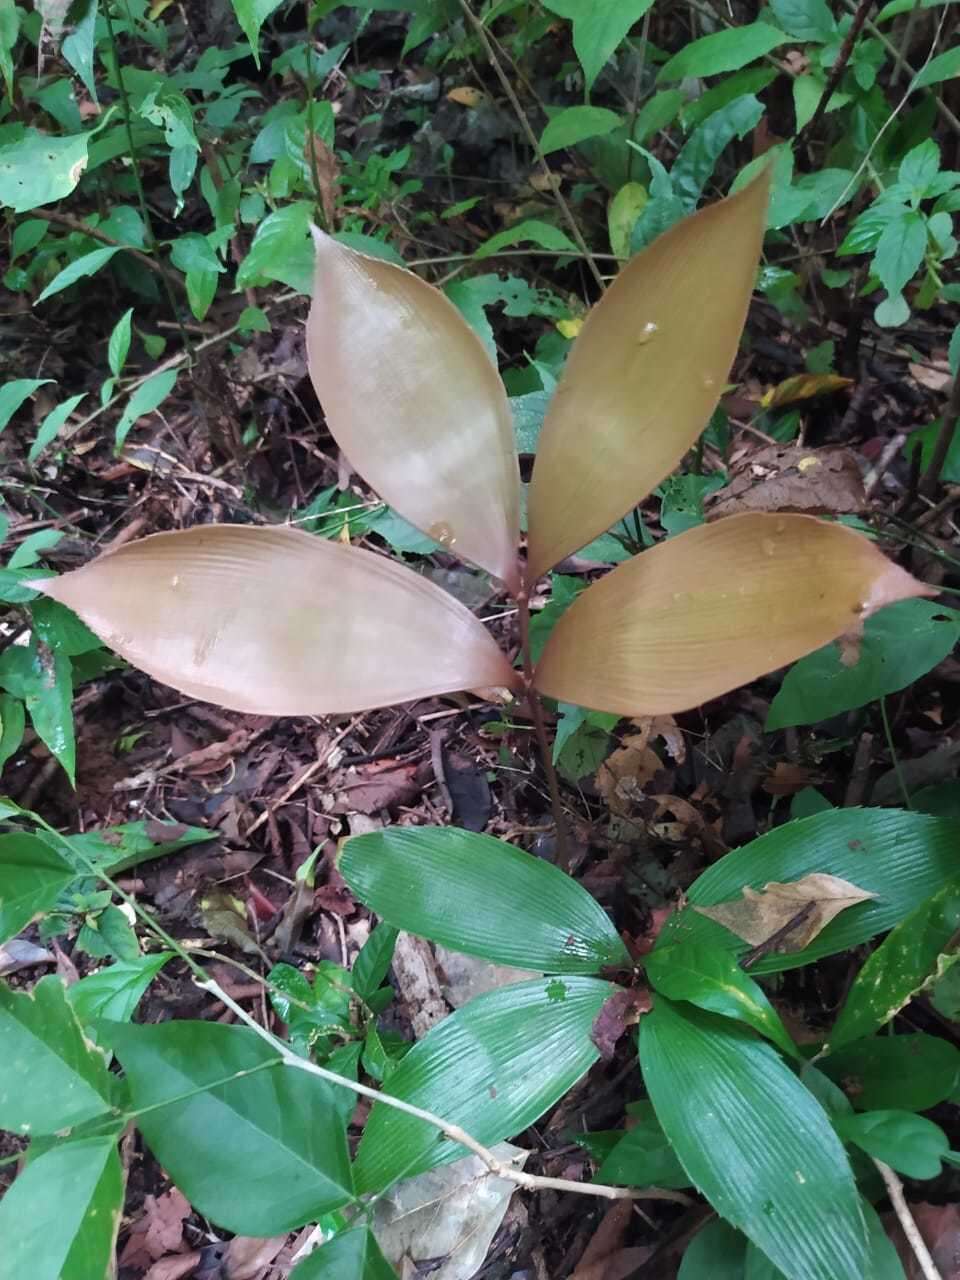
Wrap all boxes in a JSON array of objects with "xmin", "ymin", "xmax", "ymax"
[
  {"xmin": 372, "ymin": 1144, "xmax": 528, "ymax": 1280},
  {"xmin": 760, "ymin": 372, "xmax": 854, "ymax": 410},
  {"xmin": 199, "ymin": 889, "xmax": 265, "ymax": 959},
  {"xmin": 705, "ymin": 445, "xmax": 866, "ymax": 520},
  {"xmin": 695, "ymin": 873, "xmax": 877, "ymax": 952},
  {"xmin": 596, "ymin": 736, "xmax": 667, "ymax": 817}
]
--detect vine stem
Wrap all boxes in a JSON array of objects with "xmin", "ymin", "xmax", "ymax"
[
  {"xmin": 874, "ymin": 1161, "xmax": 943, "ymax": 1280},
  {"xmin": 517, "ymin": 589, "xmax": 574, "ymax": 871}
]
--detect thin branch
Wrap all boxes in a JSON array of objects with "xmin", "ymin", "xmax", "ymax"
[
  {"xmin": 200, "ymin": 978, "xmax": 688, "ymax": 1206},
  {"xmin": 919, "ymin": 374, "xmax": 960, "ymax": 501},
  {"xmin": 800, "ymin": 0, "xmax": 876, "ymax": 143},
  {"xmin": 874, "ymin": 1160, "xmax": 943, "ymax": 1280},
  {"xmin": 457, "ymin": 0, "xmax": 606, "ymax": 292},
  {"xmin": 41, "ymin": 211, "xmax": 180, "ymax": 287}
]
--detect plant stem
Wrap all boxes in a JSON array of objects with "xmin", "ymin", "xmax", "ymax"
[
  {"xmin": 874, "ymin": 1160, "xmax": 943, "ymax": 1280},
  {"xmin": 919, "ymin": 375, "xmax": 960, "ymax": 501},
  {"xmin": 800, "ymin": 0, "xmax": 876, "ymax": 144},
  {"xmin": 880, "ymin": 695, "xmax": 912, "ymax": 810},
  {"xmin": 517, "ymin": 590, "xmax": 574, "ymax": 870}
]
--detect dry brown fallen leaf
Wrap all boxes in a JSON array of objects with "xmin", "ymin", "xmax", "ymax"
[
  {"xmin": 705, "ymin": 443, "xmax": 866, "ymax": 520},
  {"xmin": 119, "ymin": 1188, "xmax": 191, "ymax": 1269},
  {"xmin": 694, "ymin": 873, "xmax": 876, "ymax": 951},
  {"xmin": 142, "ymin": 1255, "xmax": 201, "ymax": 1280},
  {"xmin": 223, "ymin": 1233, "xmax": 288, "ymax": 1280}
]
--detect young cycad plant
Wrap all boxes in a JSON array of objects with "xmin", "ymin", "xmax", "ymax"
[{"xmin": 29, "ymin": 172, "xmax": 925, "ymax": 728}]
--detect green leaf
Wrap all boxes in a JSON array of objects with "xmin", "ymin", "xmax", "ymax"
[
  {"xmin": 107, "ymin": 307, "xmax": 134, "ymax": 379},
  {"xmin": 289, "ymin": 1228, "xmax": 396, "ymax": 1280},
  {"xmin": 540, "ymin": 106, "xmax": 622, "ymax": 154},
  {"xmin": 767, "ymin": 600, "xmax": 960, "ymax": 729},
  {"xmin": 596, "ymin": 1101, "xmax": 692, "ymax": 1189},
  {"xmin": 828, "ymin": 875, "xmax": 960, "ymax": 1050},
  {"xmin": 874, "ymin": 210, "xmax": 927, "ymax": 297},
  {"xmin": 671, "ymin": 95, "xmax": 764, "ymax": 208},
  {"xmin": 877, "ymin": 0, "xmax": 958, "ymax": 20},
  {"xmin": 679, "ymin": 1219, "xmax": 748, "ymax": 1278},
  {"xmin": 540, "ymin": 0, "xmax": 656, "ymax": 91},
  {"xmin": 645, "ymin": 942, "xmax": 798, "ymax": 1059},
  {"xmin": 769, "ymin": 0, "xmax": 837, "ymax": 40},
  {"xmin": 0, "ymin": 1136, "xmax": 122, "ymax": 1280},
  {"xmin": 899, "ymin": 139, "xmax": 940, "ymax": 193},
  {"xmin": 29, "ymin": 393, "xmax": 86, "ymax": 463},
  {"xmin": 608, "ymin": 181, "xmax": 648, "ymax": 259},
  {"xmin": 0, "ymin": 693, "xmax": 25, "ymax": 771},
  {"xmin": 35, "ymin": 247, "xmax": 121, "ymax": 304},
  {"xmin": 835, "ymin": 1110, "xmax": 948, "ymax": 1180},
  {"xmin": 114, "ymin": 368, "xmax": 178, "ymax": 448},
  {"xmin": 682, "ymin": 67, "xmax": 778, "ymax": 129},
  {"xmin": 913, "ymin": 44, "xmax": 960, "ymax": 88},
  {"xmin": 354, "ymin": 977, "xmax": 615, "ymax": 1193},
  {"xmin": 0, "ymin": 2, "xmax": 18, "ymax": 102},
  {"xmin": 0, "ymin": 976, "xmax": 114, "ymax": 1135},
  {"xmin": 838, "ymin": 195, "xmax": 906, "ymax": 255},
  {"xmin": 27, "ymin": 644, "xmax": 75, "ymax": 783},
  {"xmin": 0, "ymin": 832, "xmax": 75, "ymax": 945},
  {"xmin": 353, "ymin": 922, "xmax": 399, "ymax": 1002},
  {"xmin": 642, "ymin": 998, "xmax": 866, "ymax": 1280},
  {"xmin": 68, "ymin": 953, "xmax": 174, "ymax": 1027},
  {"xmin": 0, "ymin": 379, "xmax": 55, "ymax": 433},
  {"xmin": 658, "ymin": 24, "xmax": 789, "ymax": 82},
  {"xmin": 340, "ymin": 827, "xmax": 630, "ymax": 973},
  {"xmin": 11, "ymin": 218, "xmax": 50, "ymax": 264},
  {"xmin": 474, "ymin": 219, "xmax": 578, "ymax": 260},
  {"xmin": 0, "ymin": 129, "xmax": 88, "ymax": 212},
  {"xmin": 236, "ymin": 200, "xmax": 313, "ymax": 290},
  {"xmin": 656, "ymin": 809, "xmax": 960, "ymax": 974},
  {"xmin": 61, "ymin": 818, "xmax": 216, "ymax": 876},
  {"xmin": 104, "ymin": 1019, "xmax": 353, "ymax": 1234},
  {"xmin": 231, "ymin": 0, "xmax": 285, "ymax": 67},
  {"xmin": 820, "ymin": 1033, "xmax": 960, "ymax": 1111}
]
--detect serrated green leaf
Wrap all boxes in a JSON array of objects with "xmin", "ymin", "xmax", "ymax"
[
  {"xmin": 836, "ymin": 1110, "xmax": 948, "ymax": 1180},
  {"xmin": 0, "ymin": 129, "xmax": 88, "ymax": 212},
  {"xmin": 36, "ymin": 247, "xmax": 121, "ymax": 304},
  {"xmin": 0, "ymin": 976, "xmax": 114, "ymax": 1135},
  {"xmin": 899, "ymin": 139, "xmax": 940, "ymax": 193},
  {"xmin": 231, "ymin": 0, "xmax": 286, "ymax": 67},
  {"xmin": 114, "ymin": 368, "xmax": 178, "ymax": 448},
  {"xmin": 642, "ymin": 998, "xmax": 866, "ymax": 1280},
  {"xmin": 236, "ymin": 200, "xmax": 313, "ymax": 289},
  {"xmin": 540, "ymin": 0, "xmax": 656, "ymax": 91},
  {"xmin": 829, "ymin": 875, "xmax": 960, "ymax": 1050},
  {"xmin": 540, "ymin": 106, "xmax": 622, "ymax": 154},
  {"xmin": 340, "ymin": 828, "xmax": 629, "ymax": 973},
  {"xmin": 0, "ymin": 832, "xmax": 75, "ymax": 944},
  {"xmin": 0, "ymin": 379, "xmax": 55, "ymax": 433},
  {"xmin": 104, "ymin": 1019, "xmax": 353, "ymax": 1234},
  {"xmin": 289, "ymin": 1228, "xmax": 396, "ymax": 1280},
  {"xmin": 0, "ymin": 1136, "xmax": 122, "ymax": 1280},
  {"xmin": 645, "ymin": 942, "xmax": 798, "ymax": 1059},
  {"xmin": 29, "ymin": 393, "xmax": 87, "ymax": 463},
  {"xmin": 68, "ymin": 953, "xmax": 174, "ymax": 1027},
  {"xmin": 658, "ymin": 24, "xmax": 789, "ymax": 82},
  {"xmin": 820, "ymin": 1033, "xmax": 960, "ymax": 1111},
  {"xmin": 874, "ymin": 210, "xmax": 927, "ymax": 297},
  {"xmin": 838, "ymin": 196, "xmax": 906, "ymax": 255},
  {"xmin": 657, "ymin": 810, "xmax": 960, "ymax": 974},
  {"xmin": 767, "ymin": 600, "xmax": 960, "ymax": 729},
  {"xmin": 769, "ymin": 0, "xmax": 837, "ymax": 40},
  {"xmin": 354, "ymin": 977, "xmax": 615, "ymax": 1193}
]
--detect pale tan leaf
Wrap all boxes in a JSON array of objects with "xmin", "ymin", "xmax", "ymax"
[
  {"xmin": 307, "ymin": 231, "xmax": 521, "ymax": 592},
  {"xmin": 533, "ymin": 513, "xmax": 932, "ymax": 716},
  {"xmin": 28, "ymin": 525, "xmax": 519, "ymax": 715},
  {"xmin": 526, "ymin": 173, "xmax": 769, "ymax": 580},
  {"xmin": 694, "ymin": 873, "xmax": 877, "ymax": 951}
]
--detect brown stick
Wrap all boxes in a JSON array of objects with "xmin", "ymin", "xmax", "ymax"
[{"xmin": 801, "ymin": 0, "xmax": 876, "ymax": 142}]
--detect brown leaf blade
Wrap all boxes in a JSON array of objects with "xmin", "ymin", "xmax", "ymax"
[
  {"xmin": 694, "ymin": 873, "xmax": 877, "ymax": 952},
  {"xmin": 526, "ymin": 173, "xmax": 769, "ymax": 580},
  {"xmin": 307, "ymin": 230, "xmax": 521, "ymax": 592},
  {"xmin": 533, "ymin": 513, "xmax": 931, "ymax": 716},
  {"xmin": 29, "ymin": 525, "xmax": 519, "ymax": 715}
]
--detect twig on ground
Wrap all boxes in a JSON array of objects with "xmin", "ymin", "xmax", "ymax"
[
  {"xmin": 245, "ymin": 712, "xmax": 365, "ymax": 836},
  {"xmin": 456, "ymin": 0, "xmax": 605, "ymax": 292},
  {"xmin": 864, "ymin": 432, "xmax": 907, "ymax": 499},
  {"xmin": 875, "ymin": 1159, "xmax": 943, "ymax": 1280}
]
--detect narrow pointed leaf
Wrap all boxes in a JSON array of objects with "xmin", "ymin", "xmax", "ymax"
[
  {"xmin": 656, "ymin": 810, "xmax": 960, "ymax": 974},
  {"xmin": 289, "ymin": 1228, "xmax": 396, "ymax": 1280},
  {"xmin": 641, "ymin": 998, "xmax": 867, "ymax": 1280},
  {"xmin": 0, "ymin": 976, "xmax": 114, "ymax": 1135},
  {"xmin": 354, "ymin": 977, "xmax": 615, "ymax": 1193},
  {"xmin": 0, "ymin": 833, "xmax": 76, "ymax": 945},
  {"xmin": 534, "ymin": 514, "xmax": 930, "ymax": 716},
  {"xmin": 0, "ymin": 1137, "xmax": 123, "ymax": 1280},
  {"xmin": 103, "ymin": 1019, "xmax": 354, "ymax": 1235},
  {"xmin": 828, "ymin": 875, "xmax": 960, "ymax": 1051},
  {"xmin": 28, "ymin": 525, "xmax": 518, "ymax": 716},
  {"xmin": 308, "ymin": 231, "xmax": 521, "ymax": 592},
  {"xmin": 340, "ymin": 827, "xmax": 630, "ymax": 974},
  {"xmin": 526, "ymin": 175, "xmax": 768, "ymax": 579}
]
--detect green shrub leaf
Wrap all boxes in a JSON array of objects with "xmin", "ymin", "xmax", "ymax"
[
  {"xmin": 541, "ymin": 0, "xmax": 656, "ymax": 91},
  {"xmin": 829, "ymin": 875, "xmax": 960, "ymax": 1050},
  {"xmin": 0, "ymin": 1137, "xmax": 122, "ymax": 1280},
  {"xmin": 835, "ymin": 1110, "xmax": 948, "ymax": 1180},
  {"xmin": 820, "ymin": 1033, "xmax": 960, "ymax": 1111},
  {"xmin": 0, "ymin": 832, "xmax": 75, "ymax": 944},
  {"xmin": 289, "ymin": 1228, "xmax": 396, "ymax": 1280},
  {"xmin": 340, "ymin": 827, "xmax": 630, "ymax": 973},
  {"xmin": 540, "ymin": 106, "xmax": 622, "ymax": 154},
  {"xmin": 354, "ymin": 977, "xmax": 615, "ymax": 1193},
  {"xmin": 658, "ymin": 24, "xmax": 789, "ymax": 82},
  {"xmin": 0, "ymin": 379, "xmax": 55, "ymax": 433},
  {"xmin": 0, "ymin": 129, "xmax": 89, "ymax": 212},
  {"xmin": 655, "ymin": 810, "xmax": 960, "ymax": 973},
  {"xmin": 641, "ymin": 998, "xmax": 866, "ymax": 1280},
  {"xmin": 767, "ymin": 600, "xmax": 960, "ymax": 729},
  {"xmin": 114, "ymin": 368, "xmax": 178, "ymax": 448},
  {"xmin": 36, "ymin": 247, "xmax": 122, "ymax": 304},
  {"xmin": 68, "ymin": 953, "xmax": 174, "ymax": 1027},
  {"xmin": 0, "ymin": 976, "xmax": 114, "ymax": 1135},
  {"xmin": 645, "ymin": 942, "xmax": 798, "ymax": 1059},
  {"xmin": 104, "ymin": 1019, "xmax": 353, "ymax": 1234}
]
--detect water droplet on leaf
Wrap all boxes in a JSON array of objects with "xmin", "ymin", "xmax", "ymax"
[
  {"xmin": 636, "ymin": 321, "xmax": 659, "ymax": 346},
  {"xmin": 429, "ymin": 521, "xmax": 457, "ymax": 548}
]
